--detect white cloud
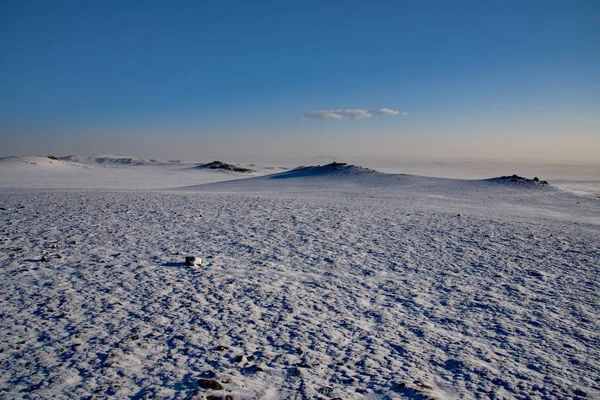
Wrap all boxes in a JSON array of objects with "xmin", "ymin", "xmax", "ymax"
[
  {"xmin": 303, "ymin": 111, "xmax": 344, "ymax": 120},
  {"xmin": 369, "ymin": 108, "xmax": 400, "ymax": 116},
  {"xmin": 337, "ymin": 109, "xmax": 372, "ymax": 120},
  {"xmin": 303, "ymin": 108, "xmax": 404, "ymax": 120}
]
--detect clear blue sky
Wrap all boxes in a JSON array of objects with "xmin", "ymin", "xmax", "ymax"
[{"xmin": 1, "ymin": 0, "xmax": 599, "ymax": 161}]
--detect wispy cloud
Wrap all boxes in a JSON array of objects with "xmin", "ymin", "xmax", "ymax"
[{"xmin": 303, "ymin": 108, "xmax": 405, "ymax": 120}]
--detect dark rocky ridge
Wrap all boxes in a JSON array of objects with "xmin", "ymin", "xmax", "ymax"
[
  {"xmin": 195, "ymin": 161, "xmax": 255, "ymax": 173},
  {"xmin": 271, "ymin": 162, "xmax": 377, "ymax": 179},
  {"xmin": 484, "ymin": 174, "xmax": 549, "ymax": 186}
]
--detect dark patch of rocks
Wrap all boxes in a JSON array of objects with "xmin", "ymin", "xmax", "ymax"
[
  {"xmin": 486, "ymin": 174, "xmax": 549, "ymax": 186},
  {"xmin": 197, "ymin": 379, "xmax": 223, "ymax": 390},
  {"xmin": 195, "ymin": 161, "xmax": 255, "ymax": 173}
]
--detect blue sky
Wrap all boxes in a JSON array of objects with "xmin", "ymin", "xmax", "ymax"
[{"xmin": 1, "ymin": 0, "xmax": 599, "ymax": 161}]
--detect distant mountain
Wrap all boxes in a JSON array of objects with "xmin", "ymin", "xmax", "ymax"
[
  {"xmin": 0, "ymin": 155, "xmax": 87, "ymax": 169},
  {"xmin": 59, "ymin": 154, "xmax": 166, "ymax": 166}
]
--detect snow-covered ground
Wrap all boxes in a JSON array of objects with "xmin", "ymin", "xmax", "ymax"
[
  {"xmin": 0, "ymin": 156, "xmax": 281, "ymax": 190},
  {"xmin": 0, "ymin": 157, "xmax": 598, "ymax": 399}
]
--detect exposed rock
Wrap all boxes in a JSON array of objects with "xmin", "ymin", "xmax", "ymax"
[
  {"xmin": 185, "ymin": 256, "xmax": 202, "ymax": 267},
  {"xmin": 317, "ymin": 387, "xmax": 334, "ymax": 396},
  {"xmin": 485, "ymin": 174, "xmax": 549, "ymax": 186},
  {"xmin": 197, "ymin": 379, "xmax": 223, "ymax": 390},
  {"xmin": 195, "ymin": 161, "xmax": 255, "ymax": 173},
  {"xmin": 233, "ymin": 355, "xmax": 245, "ymax": 363}
]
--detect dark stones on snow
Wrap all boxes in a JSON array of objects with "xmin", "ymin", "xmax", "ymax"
[
  {"xmin": 272, "ymin": 162, "xmax": 377, "ymax": 180},
  {"xmin": 486, "ymin": 174, "xmax": 549, "ymax": 186},
  {"xmin": 195, "ymin": 161, "xmax": 255, "ymax": 173},
  {"xmin": 197, "ymin": 379, "xmax": 223, "ymax": 390}
]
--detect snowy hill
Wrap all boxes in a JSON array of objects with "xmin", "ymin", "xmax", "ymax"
[
  {"xmin": 273, "ymin": 162, "xmax": 377, "ymax": 178},
  {"xmin": 59, "ymin": 154, "xmax": 166, "ymax": 166},
  {"xmin": 0, "ymin": 155, "xmax": 88, "ymax": 169},
  {"xmin": 0, "ymin": 155, "xmax": 268, "ymax": 189}
]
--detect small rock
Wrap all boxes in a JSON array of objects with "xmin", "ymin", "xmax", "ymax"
[
  {"xmin": 251, "ymin": 365, "xmax": 264, "ymax": 372},
  {"xmin": 234, "ymin": 355, "xmax": 245, "ymax": 363},
  {"xmin": 216, "ymin": 345, "xmax": 229, "ymax": 351},
  {"xmin": 197, "ymin": 379, "xmax": 223, "ymax": 390},
  {"xmin": 41, "ymin": 255, "xmax": 48, "ymax": 262},
  {"xmin": 185, "ymin": 256, "xmax": 203, "ymax": 267},
  {"xmin": 317, "ymin": 387, "xmax": 334, "ymax": 396},
  {"xmin": 296, "ymin": 348, "xmax": 303, "ymax": 355}
]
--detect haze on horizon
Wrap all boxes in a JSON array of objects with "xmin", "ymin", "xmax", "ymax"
[{"xmin": 1, "ymin": 0, "xmax": 599, "ymax": 164}]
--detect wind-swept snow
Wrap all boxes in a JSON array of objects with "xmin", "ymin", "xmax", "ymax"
[
  {"xmin": 0, "ymin": 156, "xmax": 266, "ymax": 190},
  {"xmin": 0, "ymin": 161, "xmax": 598, "ymax": 399}
]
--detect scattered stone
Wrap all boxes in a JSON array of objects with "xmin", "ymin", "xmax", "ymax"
[
  {"xmin": 185, "ymin": 256, "xmax": 203, "ymax": 267},
  {"xmin": 197, "ymin": 379, "xmax": 223, "ymax": 390},
  {"xmin": 131, "ymin": 335, "xmax": 139, "ymax": 341},
  {"xmin": 317, "ymin": 387, "xmax": 334, "ymax": 396},
  {"xmin": 216, "ymin": 345, "xmax": 229, "ymax": 351},
  {"xmin": 41, "ymin": 255, "xmax": 48, "ymax": 262},
  {"xmin": 250, "ymin": 365, "xmax": 264, "ymax": 372},
  {"xmin": 234, "ymin": 355, "xmax": 245, "ymax": 363}
]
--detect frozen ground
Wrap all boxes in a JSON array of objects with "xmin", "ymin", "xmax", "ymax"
[{"xmin": 0, "ymin": 158, "xmax": 599, "ymax": 399}]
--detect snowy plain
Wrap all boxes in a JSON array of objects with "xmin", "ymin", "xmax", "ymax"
[{"xmin": 0, "ymin": 156, "xmax": 598, "ymax": 400}]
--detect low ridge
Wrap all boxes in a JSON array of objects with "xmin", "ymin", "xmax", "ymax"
[
  {"xmin": 270, "ymin": 162, "xmax": 377, "ymax": 179},
  {"xmin": 484, "ymin": 174, "xmax": 549, "ymax": 186},
  {"xmin": 195, "ymin": 161, "xmax": 255, "ymax": 173}
]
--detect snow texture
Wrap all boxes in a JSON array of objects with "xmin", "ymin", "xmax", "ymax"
[{"xmin": 0, "ymin": 160, "xmax": 599, "ymax": 399}]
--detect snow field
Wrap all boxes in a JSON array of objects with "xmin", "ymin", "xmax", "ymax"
[{"xmin": 0, "ymin": 186, "xmax": 598, "ymax": 399}]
